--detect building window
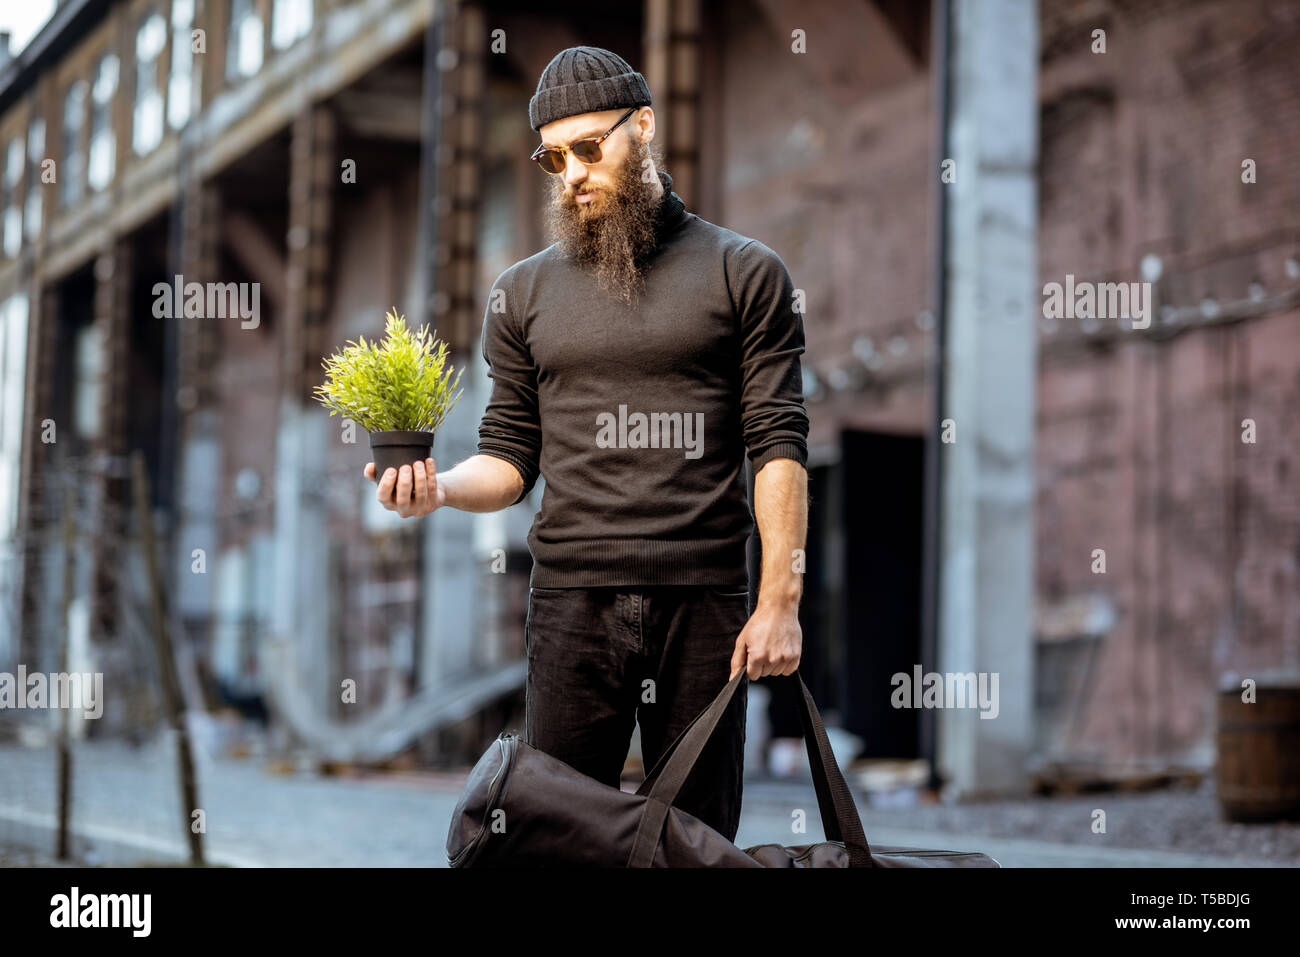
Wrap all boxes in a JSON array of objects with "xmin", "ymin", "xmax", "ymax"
[
  {"xmin": 24, "ymin": 117, "xmax": 43, "ymax": 242},
  {"xmin": 87, "ymin": 53, "xmax": 118, "ymax": 192},
  {"xmin": 2, "ymin": 137, "xmax": 22, "ymax": 258},
  {"xmin": 134, "ymin": 12, "xmax": 167, "ymax": 155},
  {"xmin": 227, "ymin": 0, "xmax": 264, "ymax": 80},
  {"xmin": 168, "ymin": 0, "xmax": 196, "ymax": 130},
  {"xmin": 74, "ymin": 322, "xmax": 104, "ymax": 441},
  {"xmin": 61, "ymin": 80, "xmax": 88, "ymax": 208},
  {"xmin": 0, "ymin": 294, "xmax": 30, "ymax": 542},
  {"xmin": 272, "ymin": 0, "xmax": 312, "ymax": 51}
]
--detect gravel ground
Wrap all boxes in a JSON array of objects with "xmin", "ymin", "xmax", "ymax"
[
  {"xmin": 743, "ymin": 773, "xmax": 1300, "ymax": 864},
  {"xmin": 2, "ymin": 739, "xmax": 1296, "ymax": 866},
  {"xmin": 0, "ymin": 846, "xmax": 86, "ymax": 867}
]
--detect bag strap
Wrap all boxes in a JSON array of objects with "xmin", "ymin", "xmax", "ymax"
[
  {"xmin": 638, "ymin": 675, "xmax": 850, "ymax": 849},
  {"xmin": 627, "ymin": 670, "xmax": 874, "ymax": 867},
  {"xmin": 635, "ymin": 698, "xmax": 710, "ymax": 797}
]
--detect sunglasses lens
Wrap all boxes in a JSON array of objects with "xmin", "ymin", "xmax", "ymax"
[
  {"xmin": 572, "ymin": 141, "xmax": 602, "ymax": 164},
  {"xmin": 536, "ymin": 150, "xmax": 565, "ymax": 174}
]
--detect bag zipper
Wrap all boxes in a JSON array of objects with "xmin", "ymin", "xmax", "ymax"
[{"xmin": 452, "ymin": 732, "xmax": 517, "ymax": 868}]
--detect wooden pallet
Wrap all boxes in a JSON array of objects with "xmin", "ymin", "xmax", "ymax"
[{"xmin": 1031, "ymin": 761, "xmax": 1204, "ymax": 796}]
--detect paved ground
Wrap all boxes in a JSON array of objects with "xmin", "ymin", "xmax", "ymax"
[
  {"xmin": 0, "ymin": 739, "xmax": 1294, "ymax": 867},
  {"xmin": 853, "ymin": 777, "xmax": 1300, "ymax": 865}
]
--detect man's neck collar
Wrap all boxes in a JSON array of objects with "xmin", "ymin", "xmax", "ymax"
[{"xmin": 653, "ymin": 170, "xmax": 688, "ymax": 242}]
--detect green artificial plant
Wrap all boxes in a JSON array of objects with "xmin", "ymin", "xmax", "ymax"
[{"xmin": 313, "ymin": 308, "xmax": 464, "ymax": 433}]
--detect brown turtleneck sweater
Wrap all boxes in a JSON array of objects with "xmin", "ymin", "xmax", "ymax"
[{"xmin": 475, "ymin": 170, "xmax": 808, "ymax": 588}]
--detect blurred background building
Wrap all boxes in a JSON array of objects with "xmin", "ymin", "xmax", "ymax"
[{"xmin": 0, "ymin": 0, "xmax": 1296, "ymax": 801}]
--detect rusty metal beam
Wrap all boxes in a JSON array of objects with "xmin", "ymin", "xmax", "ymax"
[
  {"xmin": 176, "ymin": 182, "xmax": 221, "ymax": 413},
  {"xmin": 88, "ymin": 235, "xmax": 132, "ymax": 646},
  {"xmin": 222, "ymin": 209, "xmax": 288, "ymax": 311},
  {"xmin": 644, "ymin": 0, "xmax": 701, "ymax": 207},
  {"xmin": 284, "ymin": 102, "xmax": 336, "ymax": 399},
  {"xmin": 16, "ymin": 280, "xmax": 60, "ymax": 666}
]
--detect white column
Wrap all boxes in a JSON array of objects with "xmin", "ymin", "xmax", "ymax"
[{"xmin": 937, "ymin": 0, "xmax": 1039, "ymax": 799}]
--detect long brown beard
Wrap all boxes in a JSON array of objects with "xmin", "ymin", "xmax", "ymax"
[{"xmin": 545, "ymin": 134, "xmax": 667, "ymax": 306}]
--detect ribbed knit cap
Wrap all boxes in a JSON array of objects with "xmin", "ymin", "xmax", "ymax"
[{"xmin": 529, "ymin": 46, "xmax": 652, "ymax": 131}]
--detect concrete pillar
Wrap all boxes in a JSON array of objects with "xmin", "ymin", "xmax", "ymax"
[
  {"xmin": 418, "ymin": 1, "xmax": 487, "ymax": 691},
  {"xmin": 270, "ymin": 394, "xmax": 332, "ymax": 708},
  {"xmin": 269, "ymin": 102, "xmax": 338, "ymax": 715},
  {"xmin": 937, "ymin": 0, "xmax": 1039, "ymax": 799}
]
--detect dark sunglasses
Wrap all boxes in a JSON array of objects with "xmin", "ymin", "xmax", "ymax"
[{"xmin": 530, "ymin": 107, "xmax": 638, "ymax": 174}]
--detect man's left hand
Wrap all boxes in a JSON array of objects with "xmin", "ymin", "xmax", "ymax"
[{"xmin": 730, "ymin": 602, "xmax": 802, "ymax": 680}]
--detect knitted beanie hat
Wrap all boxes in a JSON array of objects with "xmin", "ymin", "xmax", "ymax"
[{"xmin": 529, "ymin": 45, "xmax": 652, "ymax": 132}]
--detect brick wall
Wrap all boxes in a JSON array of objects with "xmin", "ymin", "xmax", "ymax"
[
  {"xmin": 1037, "ymin": 0, "xmax": 1300, "ymax": 761},
  {"xmin": 717, "ymin": 0, "xmax": 1300, "ymax": 763}
]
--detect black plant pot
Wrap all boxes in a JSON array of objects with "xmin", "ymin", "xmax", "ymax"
[{"xmin": 370, "ymin": 430, "xmax": 435, "ymax": 481}]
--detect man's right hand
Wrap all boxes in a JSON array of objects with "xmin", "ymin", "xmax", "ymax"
[{"xmin": 365, "ymin": 458, "xmax": 445, "ymax": 518}]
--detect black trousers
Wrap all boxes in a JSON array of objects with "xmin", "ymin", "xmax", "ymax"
[{"xmin": 523, "ymin": 584, "xmax": 750, "ymax": 842}]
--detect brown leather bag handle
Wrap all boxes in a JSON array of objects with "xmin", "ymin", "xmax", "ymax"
[{"xmin": 628, "ymin": 670, "xmax": 874, "ymax": 867}]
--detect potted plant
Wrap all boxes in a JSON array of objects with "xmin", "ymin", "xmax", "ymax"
[{"xmin": 313, "ymin": 308, "xmax": 465, "ymax": 482}]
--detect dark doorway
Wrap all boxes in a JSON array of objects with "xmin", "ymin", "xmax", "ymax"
[
  {"xmin": 763, "ymin": 429, "xmax": 924, "ymax": 762},
  {"xmin": 840, "ymin": 428, "xmax": 925, "ymax": 758}
]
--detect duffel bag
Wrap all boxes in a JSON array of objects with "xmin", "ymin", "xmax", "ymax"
[{"xmin": 446, "ymin": 669, "xmax": 1000, "ymax": 868}]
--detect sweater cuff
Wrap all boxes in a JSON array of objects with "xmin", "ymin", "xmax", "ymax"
[
  {"xmin": 477, "ymin": 446, "xmax": 537, "ymax": 505},
  {"xmin": 750, "ymin": 441, "xmax": 807, "ymax": 474}
]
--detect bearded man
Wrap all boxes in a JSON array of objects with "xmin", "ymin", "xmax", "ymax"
[{"xmin": 367, "ymin": 45, "xmax": 809, "ymax": 843}]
